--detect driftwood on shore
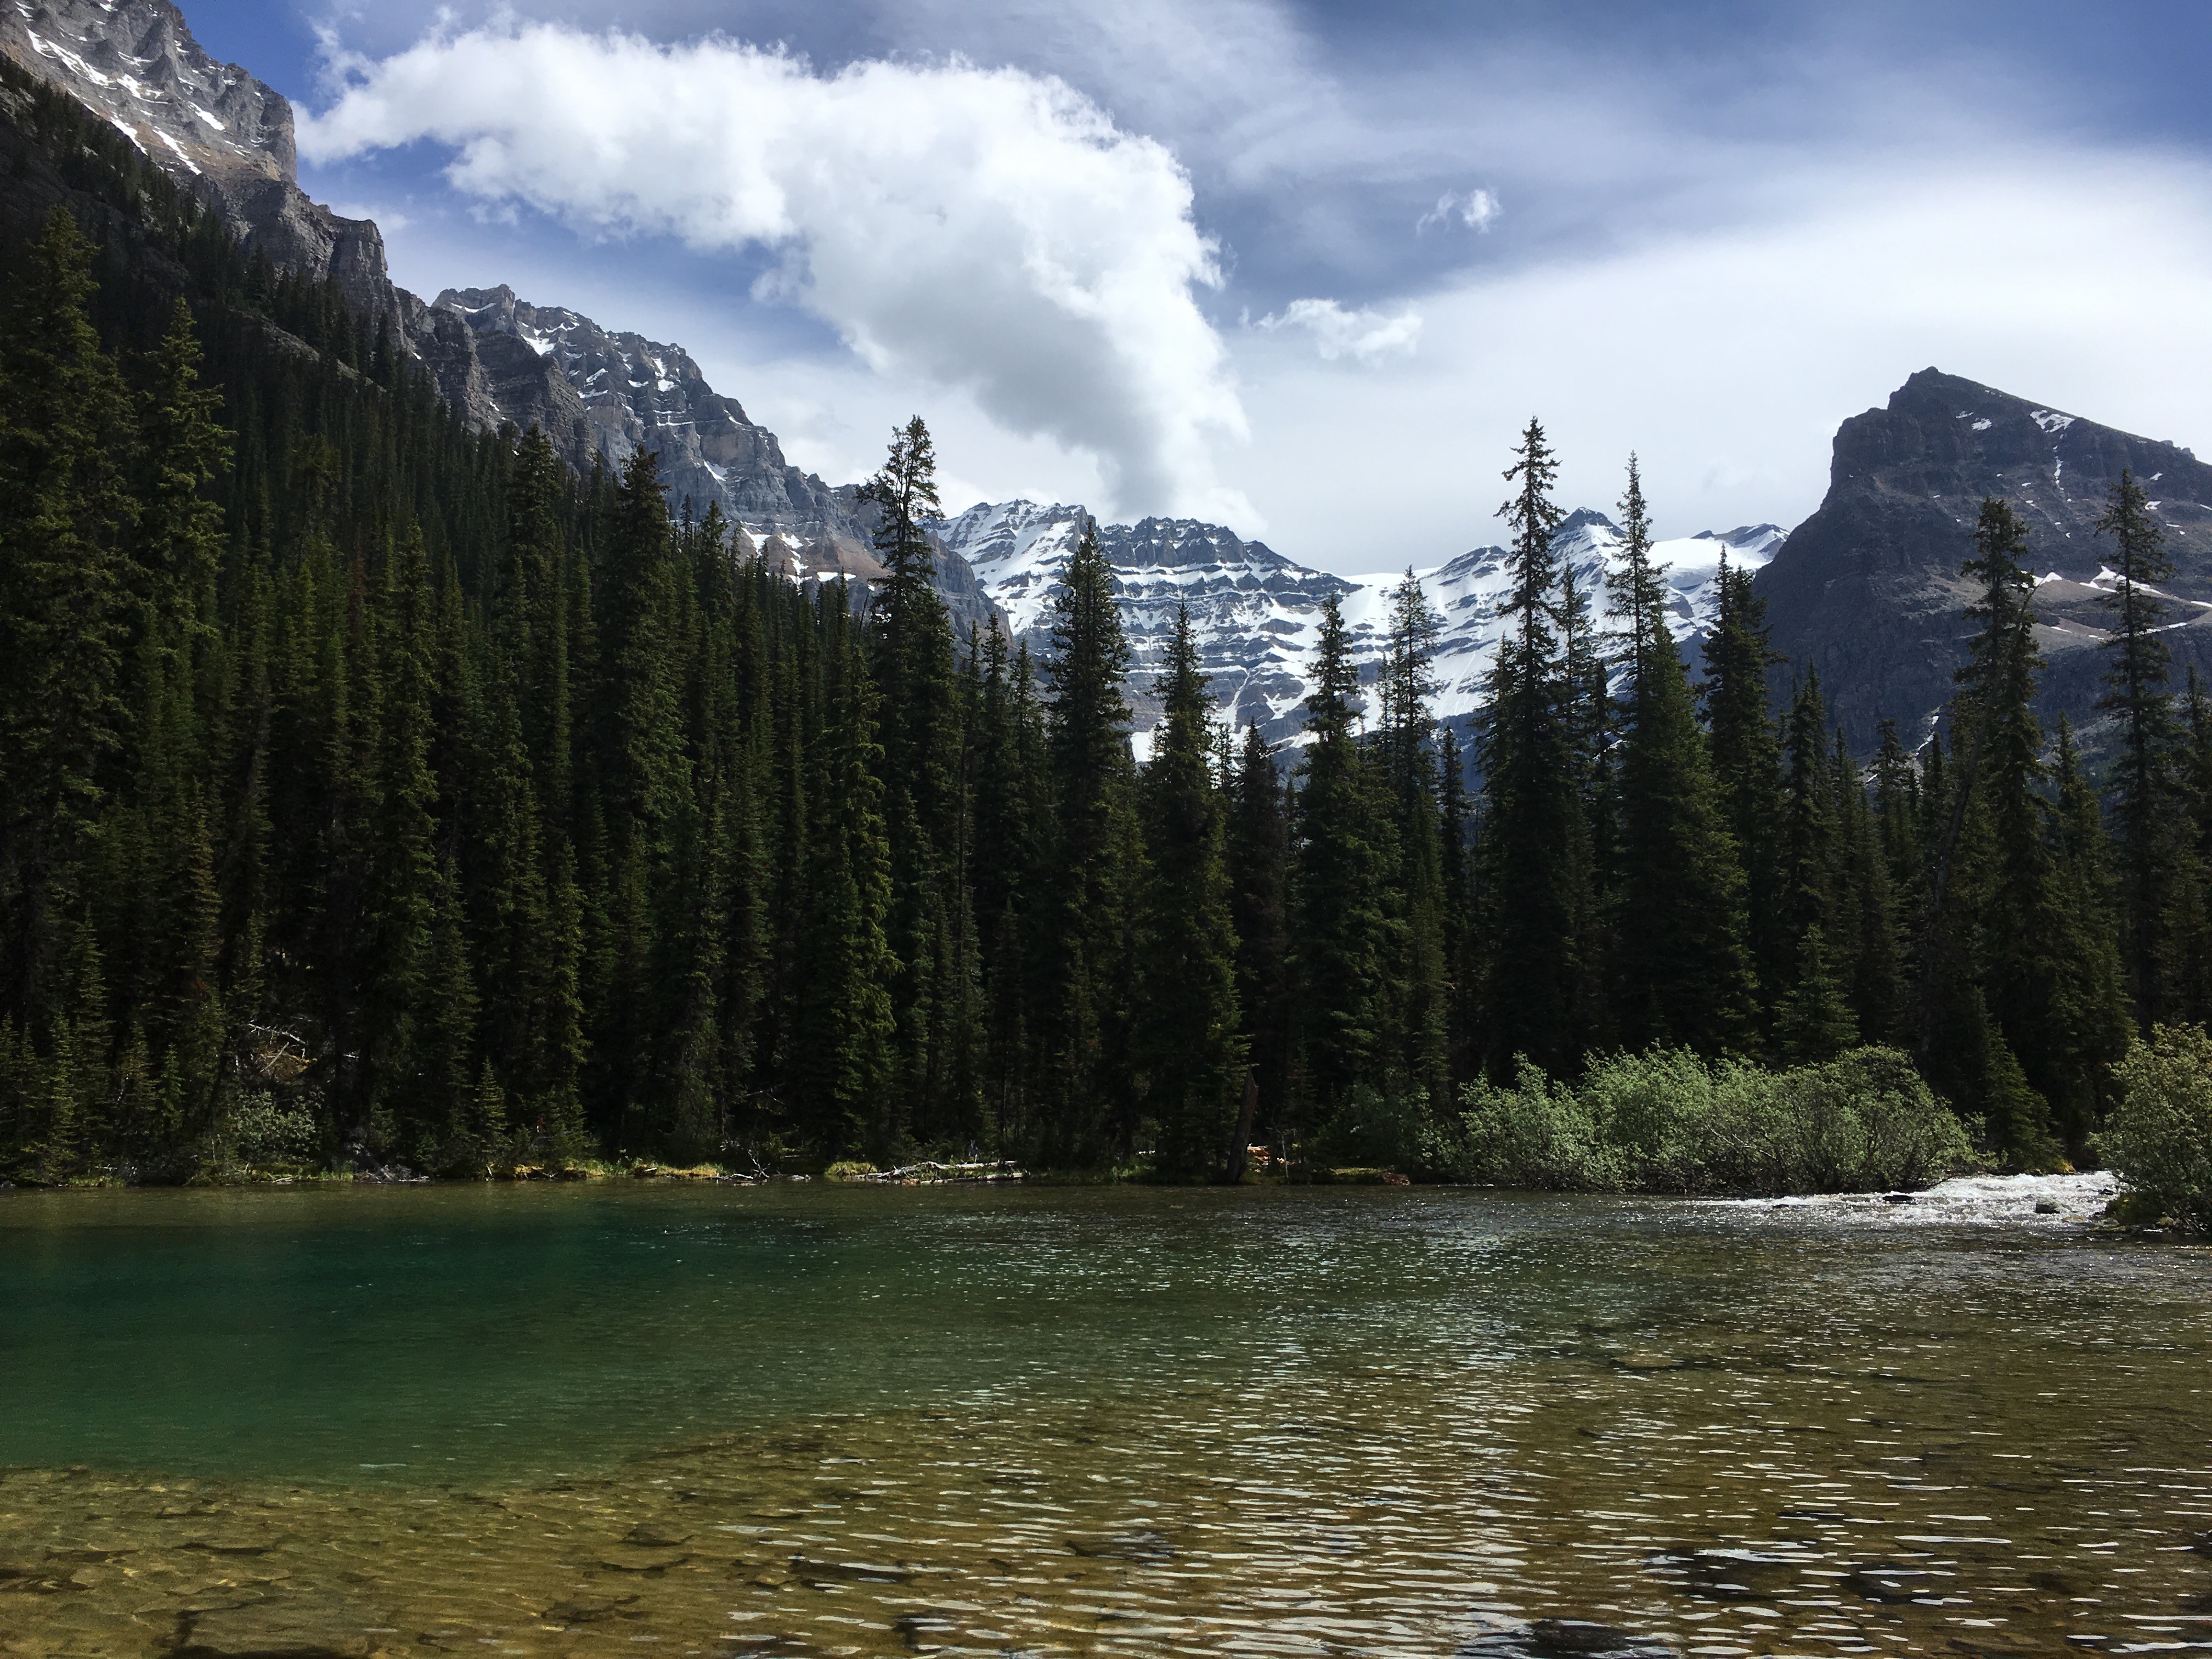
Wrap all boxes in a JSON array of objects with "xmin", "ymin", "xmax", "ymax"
[{"xmin": 848, "ymin": 1160, "xmax": 1024, "ymax": 1186}]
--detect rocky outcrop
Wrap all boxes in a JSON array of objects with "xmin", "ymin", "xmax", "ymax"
[
  {"xmin": 434, "ymin": 286, "xmax": 860, "ymax": 535},
  {"xmin": 0, "ymin": 0, "xmax": 427, "ymax": 335},
  {"xmin": 1755, "ymin": 368, "xmax": 2212, "ymax": 752}
]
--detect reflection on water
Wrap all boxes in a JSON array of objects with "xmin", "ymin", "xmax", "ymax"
[{"xmin": 1, "ymin": 1184, "xmax": 2208, "ymax": 1656}]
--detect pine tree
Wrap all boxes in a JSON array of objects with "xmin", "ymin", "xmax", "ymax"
[
  {"xmin": 1376, "ymin": 570, "xmax": 1451, "ymax": 1108},
  {"xmin": 1778, "ymin": 671, "xmax": 1841, "ymax": 1030},
  {"xmin": 1477, "ymin": 417, "xmax": 1583, "ymax": 1075},
  {"xmin": 1136, "ymin": 606, "xmax": 1244, "ymax": 1178},
  {"xmin": 1610, "ymin": 605, "xmax": 1755, "ymax": 1054},
  {"xmin": 2097, "ymin": 466, "xmax": 2190, "ymax": 1024},
  {"xmin": 1702, "ymin": 553, "xmax": 1788, "ymax": 1020},
  {"xmin": 2044, "ymin": 718, "xmax": 2131, "ymax": 1153},
  {"xmin": 0, "ymin": 209, "xmax": 137, "ymax": 1053},
  {"xmin": 1605, "ymin": 455, "xmax": 1668, "ymax": 696},
  {"xmin": 860, "ymin": 418, "xmax": 978, "ymax": 1142},
  {"xmin": 793, "ymin": 600, "xmax": 897, "ymax": 1154},
  {"xmin": 1226, "ymin": 723, "xmax": 1292, "ymax": 1142},
  {"xmin": 1038, "ymin": 520, "xmax": 1139, "ymax": 1162},
  {"xmin": 1293, "ymin": 591, "xmax": 1397, "ymax": 1136}
]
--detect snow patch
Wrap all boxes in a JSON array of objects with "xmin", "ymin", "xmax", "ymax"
[
  {"xmin": 935, "ymin": 500, "xmax": 1783, "ymax": 739},
  {"xmin": 156, "ymin": 128, "xmax": 200, "ymax": 173},
  {"xmin": 2029, "ymin": 408, "xmax": 2077, "ymax": 436}
]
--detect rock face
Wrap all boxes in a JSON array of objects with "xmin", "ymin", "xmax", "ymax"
[
  {"xmin": 0, "ymin": 0, "xmax": 422, "ymax": 335},
  {"xmin": 1755, "ymin": 368, "xmax": 2212, "ymax": 752},
  {"xmin": 935, "ymin": 500, "xmax": 1781, "ymax": 746},
  {"xmin": 436, "ymin": 285, "xmax": 857, "ymax": 539}
]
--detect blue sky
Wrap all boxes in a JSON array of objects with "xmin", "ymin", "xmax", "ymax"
[{"xmin": 179, "ymin": 0, "xmax": 2212, "ymax": 571}]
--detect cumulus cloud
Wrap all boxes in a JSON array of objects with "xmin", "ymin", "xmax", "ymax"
[
  {"xmin": 299, "ymin": 20, "xmax": 1252, "ymax": 522},
  {"xmin": 1416, "ymin": 187, "xmax": 1500, "ymax": 235},
  {"xmin": 1254, "ymin": 298, "xmax": 1421, "ymax": 363},
  {"xmin": 1234, "ymin": 151, "xmax": 2212, "ymax": 571}
]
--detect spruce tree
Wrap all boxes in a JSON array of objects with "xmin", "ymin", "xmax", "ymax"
[
  {"xmin": 0, "ymin": 209, "xmax": 137, "ymax": 1062},
  {"xmin": 1378, "ymin": 570, "xmax": 1451, "ymax": 1107},
  {"xmin": 2097, "ymin": 466, "xmax": 2190, "ymax": 1024},
  {"xmin": 1610, "ymin": 605, "xmax": 1755, "ymax": 1054},
  {"xmin": 1477, "ymin": 417, "xmax": 1583, "ymax": 1075},
  {"xmin": 793, "ymin": 597, "xmax": 897, "ymax": 1154},
  {"xmin": 1038, "ymin": 520, "xmax": 1139, "ymax": 1161},
  {"xmin": 1701, "ymin": 553, "xmax": 1788, "ymax": 1021},
  {"xmin": 2044, "ymin": 718, "xmax": 2131, "ymax": 1152},
  {"xmin": 1136, "ymin": 607, "xmax": 1244, "ymax": 1177},
  {"xmin": 1605, "ymin": 455, "xmax": 1668, "ymax": 695},
  {"xmin": 1226, "ymin": 723, "xmax": 1292, "ymax": 1139}
]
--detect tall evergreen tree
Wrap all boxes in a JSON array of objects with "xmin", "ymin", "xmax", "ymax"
[
  {"xmin": 1702, "ymin": 552, "xmax": 1788, "ymax": 1021},
  {"xmin": 2096, "ymin": 466, "xmax": 2191, "ymax": 1024},
  {"xmin": 1136, "ymin": 607, "xmax": 1244, "ymax": 1177},
  {"xmin": 0, "ymin": 210, "xmax": 137, "ymax": 1051},
  {"xmin": 1294, "ymin": 591, "xmax": 1398, "ymax": 1130},
  {"xmin": 1610, "ymin": 599, "xmax": 1754, "ymax": 1053},
  {"xmin": 1038, "ymin": 521, "xmax": 1139, "ymax": 1162},
  {"xmin": 1226, "ymin": 723, "xmax": 1292, "ymax": 1142},
  {"xmin": 1477, "ymin": 417, "xmax": 1583, "ymax": 1075}
]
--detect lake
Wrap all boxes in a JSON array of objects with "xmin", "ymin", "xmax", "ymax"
[{"xmin": 0, "ymin": 1180, "xmax": 2207, "ymax": 1656}]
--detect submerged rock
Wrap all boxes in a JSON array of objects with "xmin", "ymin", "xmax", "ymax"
[
  {"xmin": 1462, "ymin": 1618, "xmax": 1673, "ymax": 1657},
  {"xmin": 176, "ymin": 1592, "xmax": 376, "ymax": 1657}
]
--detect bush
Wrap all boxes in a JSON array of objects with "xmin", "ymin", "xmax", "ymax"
[
  {"xmin": 1433, "ymin": 1045, "xmax": 1973, "ymax": 1197},
  {"xmin": 222, "ymin": 1091, "xmax": 321, "ymax": 1168},
  {"xmin": 2102, "ymin": 1024, "xmax": 2212, "ymax": 1229}
]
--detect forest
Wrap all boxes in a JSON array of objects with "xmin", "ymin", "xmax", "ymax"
[{"xmin": 0, "ymin": 68, "xmax": 2198, "ymax": 1187}]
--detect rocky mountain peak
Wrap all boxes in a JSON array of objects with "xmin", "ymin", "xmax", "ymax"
[
  {"xmin": 1756, "ymin": 368, "xmax": 2212, "ymax": 749},
  {"xmin": 0, "ymin": 0, "xmax": 291, "ymax": 188},
  {"xmin": 936, "ymin": 499, "xmax": 1781, "ymax": 746},
  {"xmin": 427, "ymin": 284, "xmax": 995, "ymax": 632}
]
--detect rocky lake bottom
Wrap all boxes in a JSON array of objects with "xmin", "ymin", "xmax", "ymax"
[{"xmin": 0, "ymin": 1180, "xmax": 2206, "ymax": 1657}]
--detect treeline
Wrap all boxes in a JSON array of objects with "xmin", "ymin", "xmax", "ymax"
[{"xmin": 0, "ymin": 74, "xmax": 2193, "ymax": 1181}]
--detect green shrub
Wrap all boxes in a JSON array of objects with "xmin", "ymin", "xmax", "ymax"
[
  {"xmin": 223, "ymin": 1092, "xmax": 321, "ymax": 1168},
  {"xmin": 1442, "ymin": 1060, "xmax": 1620, "ymax": 1190},
  {"xmin": 1435, "ymin": 1045, "xmax": 1973, "ymax": 1197},
  {"xmin": 2102, "ymin": 1024, "xmax": 2212, "ymax": 1229}
]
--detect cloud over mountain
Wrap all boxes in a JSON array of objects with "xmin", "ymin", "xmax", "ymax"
[{"xmin": 300, "ymin": 20, "xmax": 1254, "ymax": 523}]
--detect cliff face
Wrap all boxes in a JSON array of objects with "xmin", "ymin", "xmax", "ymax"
[
  {"xmin": 1756, "ymin": 369, "xmax": 2212, "ymax": 751},
  {"xmin": 0, "ymin": 0, "xmax": 449, "ymax": 356}
]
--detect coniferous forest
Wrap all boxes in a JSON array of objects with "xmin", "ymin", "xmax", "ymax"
[{"xmin": 0, "ymin": 72, "xmax": 2199, "ymax": 1187}]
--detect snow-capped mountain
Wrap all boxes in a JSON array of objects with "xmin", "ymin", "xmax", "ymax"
[
  {"xmin": 431, "ymin": 286, "xmax": 999, "ymax": 633},
  {"xmin": 2, "ymin": 0, "xmax": 289, "ymax": 205},
  {"xmin": 934, "ymin": 500, "xmax": 1783, "ymax": 744}
]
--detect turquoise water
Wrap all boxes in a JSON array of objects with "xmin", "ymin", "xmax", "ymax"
[{"xmin": 2, "ymin": 1182, "xmax": 2209, "ymax": 1656}]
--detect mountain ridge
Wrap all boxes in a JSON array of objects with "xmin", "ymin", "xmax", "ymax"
[
  {"xmin": 935, "ymin": 498, "xmax": 1784, "ymax": 744},
  {"xmin": 1754, "ymin": 366, "xmax": 2212, "ymax": 751}
]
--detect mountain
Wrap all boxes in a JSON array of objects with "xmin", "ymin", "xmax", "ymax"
[
  {"xmin": 1756, "ymin": 368, "xmax": 2212, "ymax": 751},
  {"xmin": 433, "ymin": 286, "xmax": 996, "ymax": 633},
  {"xmin": 0, "ymin": 0, "xmax": 1004, "ymax": 631},
  {"xmin": 0, "ymin": 0, "xmax": 488, "ymax": 370},
  {"xmin": 935, "ymin": 500, "xmax": 1783, "ymax": 745}
]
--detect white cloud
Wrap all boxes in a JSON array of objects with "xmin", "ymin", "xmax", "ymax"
[
  {"xmin": 1233, "ymin": 150, "xmax": 2212, "ymax": 572},
  {"xmin": 1254, "ymin": 298, "xmax": 1421, "ymax": 364},
  {"xmin": 298, "ymin": 19, "xmax": 1253, "ymax": 523},
  {"xmin": 1416, "ymin": 187, "xmax": 1499, "ymax": 234}
]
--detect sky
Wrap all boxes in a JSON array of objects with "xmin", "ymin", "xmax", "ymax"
[{"xmin": 179, "ymin": 0, "xmax": 2212, "ymax": 573}]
